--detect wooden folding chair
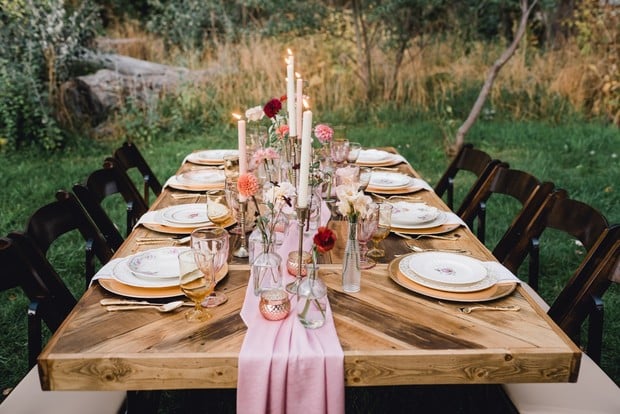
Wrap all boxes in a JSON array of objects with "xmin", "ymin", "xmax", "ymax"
[
  {"xmin": 111, "ymin": 141, "xmax": 162, "ymax": 205},
  {"xmin": 18, "ymin": 190, "xmax": 115, "ymax": 288},
  {"xmin": 458, "ymin": 165, "xmax": 554, "ymax": 245},
  {"xmin": 502, "ymin": 226, "xmax": 620, "ymax": 413},
  {"xmin": 0, "ymin": 235, "xmax": 126, "ymax": 413},
  {"xmin": 73, "ymin": 158, "xmax": 148, "ymax": 242},
  {"xmin": 434, "ymin": 143, "xmax": 504, "ymax": 211},
  {"xmin": 494, "ymin": 189, "xmax": 609, "ymax": 292}
]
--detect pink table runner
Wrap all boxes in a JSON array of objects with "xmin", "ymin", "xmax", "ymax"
[{"xmin": 237, "ymin": 203, "xmax": 345, "ymax": 414}]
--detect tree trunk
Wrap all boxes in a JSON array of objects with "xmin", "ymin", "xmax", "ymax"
[{"xmin": 453, "ymin": 0, "xmax": 538, "ymax": 152}]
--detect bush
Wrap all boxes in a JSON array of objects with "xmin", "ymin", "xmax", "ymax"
[{"xmin": 0, "ymin": 0, "xmax": 101, "ymax": 150}]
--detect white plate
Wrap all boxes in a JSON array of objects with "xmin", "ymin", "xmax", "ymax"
[
  {"xmin": 399, "ymin": 252, "xmax": 495, "ymax": 292},
  {"xmin": 357, "ymin": 149, "xmax": 391, "ymax": 163},
  {"xmin": 159, "ymin": 204, "xmax": 211, "ymax": 225},
  {"xmin": 128, "ymin": 247, "xmax": 188, "ymax": 280},
  {"xmin": 369, "ymin": 172, "xmax": 411, "ymax": 188},
  {"xmin": 112, "ymin": 255, "xmax": 185, "ymax": 288},
  {"xmin": 176, "ymin": 170, "xmax": 225, "ymax": 185},
  {"xmin": 390, "ymin": 202, "xmax": 441, "ymax": 226},
  {"xmin": 187, "ymin": 149, "xmax": 238, "ymax": 164},
  {"xmin": 391, "ymin": 211, "xmax": 448, "ymax": 229}
]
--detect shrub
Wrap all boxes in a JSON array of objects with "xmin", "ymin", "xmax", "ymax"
[{"xmin": 0, "ymin": 0, "xmax": 101, "ymax": 150}]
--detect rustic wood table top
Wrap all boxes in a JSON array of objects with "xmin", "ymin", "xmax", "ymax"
[{"xmin": 37, "ymin": 148, "xmax": 581, "ymax": 391}]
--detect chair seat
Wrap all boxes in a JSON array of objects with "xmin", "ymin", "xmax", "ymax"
[
  {"xmin": 503, "ymin": 285, "xmax": 620, "ymax": 413},
  {"xmin": 0, "ymin": 366, "xmax": 126, "ymax": 414}
]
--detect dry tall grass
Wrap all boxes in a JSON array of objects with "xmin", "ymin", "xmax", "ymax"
[{"xmin": 100, "ymin": 21, "xmax": 616, "ymax": 129}]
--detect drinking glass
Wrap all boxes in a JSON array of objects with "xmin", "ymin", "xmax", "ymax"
[
  {"xmin": 224, "ymin": 178, "xmax": 255, "ymax": 234},
  {"xmin": 335, "ymin": 164, "xmax": 360, "ymax": 187},
  {"xmin": 178, "ymin": 249, "xmax": 216, "ymax": 322},
  {"xmin": 347, "ymin": 142, "xmax": 362, "ymax": 164},
  {"xmin": 357, "ymin": 202, "xmax": 379, "ymax": 269},
  {"xmin": 223, "ymin": 155, "xmax": 239, "ymax": 181},
  {"xmin": 358, "ymin": 167, "xmax": 372, "ymax": 192},
  {"xmin": 367, "ymin": 203, "xmax": 393, "ymax": 259},
  {"xmin": 330, "ymin": 139, "xmax": 350, "ymax": 169},
  {"xmin": 206, "ymin": 190, "xmax": 231, "ymax": 227},
  {"xmin": 191, "ymin": 227, "xmax": 229, "ymax": 307}
]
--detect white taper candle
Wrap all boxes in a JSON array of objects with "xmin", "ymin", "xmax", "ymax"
[{"xmin": 297, "ymin": 110, "xmax": 313, "ymax": 208}]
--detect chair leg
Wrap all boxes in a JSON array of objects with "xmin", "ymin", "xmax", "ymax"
[
  {"xmin": 478, "ymin": 201, "xmax": 486, "ymax": 244},
  {"xmin": 528, "ymin": 237, "xmax": 540, "ymax": 292},
  {"xmin": 27, "ymin": 300, "xmax": 42, "ymax": 368},
  {"xmin": 447, "ymin": 178, "xmax": 454, "ymax": 211},
  {"xmin": 587, "ymin": 294, "xmax": 604, "ymax": 365},
  {"xmin": 85, "ymin": 238, "xmax": 95, "ymax": 289}
]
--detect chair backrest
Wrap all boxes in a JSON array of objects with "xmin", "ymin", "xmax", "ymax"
[
  {"xmin": 494, "ymin": 189, "xmax": 609, "ymax": 290},
  {"xmin": 21, "ymin": 190, "xmax": 115, "ymax": 287},
  {"xmin": 73, "ymin": 158, "xmax": 148, "ymax": 241},
  {"xmin": 458, "ymin": 164, "xmax": 555, "ymax": 245},
  {"xmin": 1, "ymin": 234, "xmax": 77, "ymax": 367},
  {"xmin": 112, "ymin": 141, "xmax": 162, "ymax": 205},
  {"xmin": 548, "ymin": 225, "xmax": 619, "ymax": 362},
  {"xmin": 434, "ymin": 143, "xmax": 504, "ymax": 211}
]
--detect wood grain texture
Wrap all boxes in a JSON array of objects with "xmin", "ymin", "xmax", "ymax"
[{"xmin": 38, "ymin": 148, "xmax": 581, "ymax": 391}]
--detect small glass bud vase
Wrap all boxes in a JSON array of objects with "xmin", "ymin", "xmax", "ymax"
[
  {"xmin": 252, "ymin": 251, "xmax": 282, "ymax": 296},
  {"xmin": 342, "ymin": 215, "xmax": 362, "ymax": 293},
  {"xmin": 296, "ymin": 266, "xmax": 327, "ymax": 329}
]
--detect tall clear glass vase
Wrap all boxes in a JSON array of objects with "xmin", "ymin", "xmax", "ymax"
[{"xmin": 342, "ymin": 216, "xmax": 362, "ymax": 293}]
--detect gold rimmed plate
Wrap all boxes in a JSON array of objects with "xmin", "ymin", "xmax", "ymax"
[
  {"xmin": 186, "ymin": 149, "xmax": 238, "ymax": 165},
  {"xmin": 142, "ymin": 214, "xmax": 236, "ymax": 234},
  {"xmin": 98, "ymin": 263, "xmax": 229, "ymax": 299},
  {"xmin": 388, "ymin": 255, "xmax": 517, "ymax": 302}
]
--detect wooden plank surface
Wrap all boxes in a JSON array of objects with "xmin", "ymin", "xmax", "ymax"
[{"xmin": 37, "ymin": 148, "xmax": 581, "ymax": 391}]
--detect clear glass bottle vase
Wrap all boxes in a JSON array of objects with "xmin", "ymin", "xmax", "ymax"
[
  {"xmin": 297, "ymin": 266, "xmax": 327, "ymax": 329},
  {"xmin": 252, "ymin": 250, "xmax": 282, "ymax": 296},
  {"xmin": 342, "ymin": 216, "xmax": 362, "ymax": 293}
]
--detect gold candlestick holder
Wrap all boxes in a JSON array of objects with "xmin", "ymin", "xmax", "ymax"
[
  {"xmin": 285, "ymin": 206, "xmax": 308, "ymax": 294},
  {"xmin": 232, "ymin": 200, "xmax": 249, "ymax": 258}
]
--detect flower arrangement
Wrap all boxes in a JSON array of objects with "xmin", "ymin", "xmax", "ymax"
[
  {"xmin": 297, "ymin": 226, "xmax": 336, "ymax": 327},
  {"xmin": 314, "ymin": 124, "xmax": 334, "ymax": 144},
  {"xmin": 335, "ymin": 183, "xmax": 373, "ymax": 220},
  {"xmin": 238, "ymin": 172, "xmax": 293, "ymax": 252}
]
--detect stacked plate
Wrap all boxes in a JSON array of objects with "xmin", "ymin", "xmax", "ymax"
[
  {"xmin": 186, "ymin": 149, "xmax": 238, "ymax": 165},
  {"xmin": 98, "ymin": 246, "xmax": 228, "ymax": 298},
  {"xmin": 356, "ymin": 149, "xmax": 402, "ymax": 167},
  {"xmin": 141, "ymin": 203, "xmax": 235, "ymax": 234},
  {"xmin": 168, "ymin": 169, "xmax": 226, "ymax": 191},
  {"xmin": 366, "ymin": 171, "xmax": 422, "ymax": 194},
  {"xmin": 389, "ymin": 201, "xmax": 459, "ymax": 235},
  {"xmin": 388, "ymin": 252, "xmax": 517, "ymax": 302}
]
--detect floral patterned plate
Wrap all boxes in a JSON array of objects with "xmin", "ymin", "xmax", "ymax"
[
  {"xmin": 128, "ymin": 246, "xmax": 189, "ymax": 280},
  {"xmin": 186, "ymin": 149, "xmax": 238, "ymax": 165},
  {"xmin": 399, "ymin": 252, "xmax": 495, "ymax": 292}
]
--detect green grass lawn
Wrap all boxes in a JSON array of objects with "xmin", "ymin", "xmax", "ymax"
[{"xmin": 0, "ymin": 117, "xmax": 618, "ymax": 406}]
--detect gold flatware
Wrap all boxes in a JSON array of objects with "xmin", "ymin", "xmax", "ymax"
[
  {"xmin": 407, "ymin": 245, "xmax": 471, "ymax": 255},
  {"xmin": 459, "ymin": 305, "xmax": 521, "ymax": 314},
  {"xmin": 100, "ymin": 299, "xmax": 193, "ymax": 307},
  {"xmin": 104, "ymin": 301, "xmax": 185, "ymax": 313},
  {"xmin": 171, "ymin": 193, "xmax": 202, "ymax": 200},
  {"xmin": 397, "ymin": 233, "xmax": 460, "ymax": 241},
  {"xmin": 135, "ymin": 236, "xmax": 191, "ymax": 245}
]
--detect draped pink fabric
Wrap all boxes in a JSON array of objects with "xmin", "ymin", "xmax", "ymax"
[{"xmin": 237, "ymin": 203, "xmax": 344, "ymax": 414}]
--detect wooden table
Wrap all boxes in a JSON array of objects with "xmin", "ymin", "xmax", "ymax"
[{"xmin": 37, "ymin": 149, "xmax": 581, "ymax": 393}]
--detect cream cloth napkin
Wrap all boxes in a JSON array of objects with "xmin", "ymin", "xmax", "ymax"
[{"xmin": 237, "ymin": 202, "xmax": 345, "ymax": 414}]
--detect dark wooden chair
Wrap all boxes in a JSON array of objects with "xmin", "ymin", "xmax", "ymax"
[
  {"xmin": 111, "ymin": 141, "xmax": 162, "ymax": 205},
  {"xmin": 502, "ymin": 226, "xmax": 620, "ymax": 413},
  {"xmin": 494, "ymin": 189, "xmax": 610, "ymax": 292},
  {"xmin": 458, "ymin": 165, "xmax": 555, "ymax": 245},
  {"xmin": 19, "ymin": 190, "xmax": 115, "ymax": 288},
  {"xmin": 434, "ymin": 143, "xmax": 505, "ymax": 211},
  {"xmin": 549, "ymin": 224, "xmax": 619, "ymax": 363},
  {"xmin": 0, "ymin": 235, "xmax": 126, "ymax": 413},
  {"xmin": 73, "ymin": 158, "xmax": 148, "ymax": 242}
]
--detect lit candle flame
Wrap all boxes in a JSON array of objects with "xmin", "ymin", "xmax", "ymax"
[
  {"xmin": 303, "ymin": 98, "xmax": 310, "ymax": 109},
  {"xmin": 287, "ymin": 48, "xmax": 293, "ymax": 56},
  {"xmin": 295, "ymin": 72, "xmax": 301, "ymax": 79},
  {"xmin": 232, "ymin": 113, "xmax": 242, "ymax": 120}
]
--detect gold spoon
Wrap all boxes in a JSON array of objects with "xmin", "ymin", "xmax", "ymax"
[
  {"xmin": 459, "ymin": 305, "xmax": 521, "ymax": 314},
  {"xmin": 407, "ymin": 245, "xmax": 471, "ymax": 255},
  {"xmin": 104, "ymin": 301, "xmax": 185, "ymax": 313}
]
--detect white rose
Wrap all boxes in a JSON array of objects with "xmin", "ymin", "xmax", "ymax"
[{"xmin": 245, "ymin": 105, "xmax": 265, "ymax": 122}]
